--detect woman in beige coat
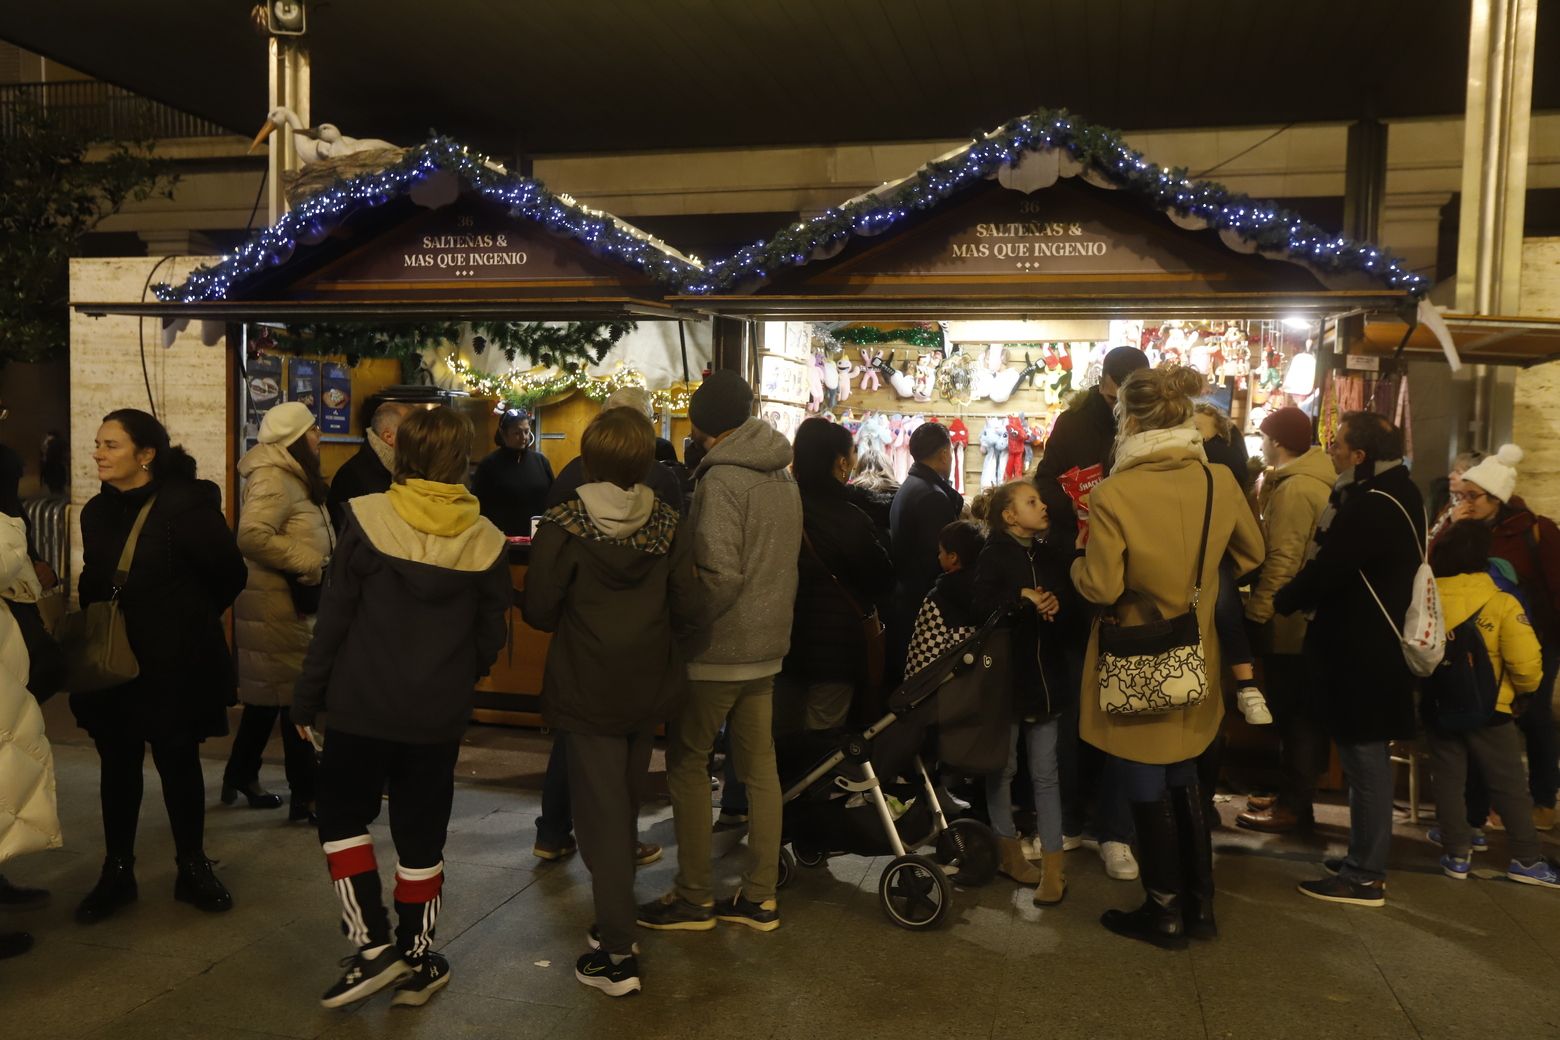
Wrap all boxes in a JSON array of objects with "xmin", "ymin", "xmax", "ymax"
[
  {"xmin": 1072, "ymin": 367, "xmax": 1263, "ymax": 951},
  {"xmin": 222, "ymin": 402, "xmax": 333, "ymax": 822}
]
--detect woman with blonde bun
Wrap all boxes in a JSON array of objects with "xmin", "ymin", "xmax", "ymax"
[{"xmin": 1071, "ymin": 366, "xmax": 1263, "ymax": 949}]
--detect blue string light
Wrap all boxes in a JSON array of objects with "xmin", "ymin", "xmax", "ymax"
[{"xmin": 158, "ymin": 107, "xmax": 1427, "ymax": 304}]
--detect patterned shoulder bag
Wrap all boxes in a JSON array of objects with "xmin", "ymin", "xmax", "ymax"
[{"xmin": 1096, "ymin": 465, "xmax": 1213, "ymax": 716}]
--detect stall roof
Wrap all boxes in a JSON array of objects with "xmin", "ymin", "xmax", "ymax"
[
  {"xmin": 77, "ymin": 138, "xmax": 702, "ymax": 322},
  {"xmin": 672, "ymin": 106, "xmax": 1423, "ymax": 320},
  {"xmin": 1356, "ymin": 313, "xmax": 1560, "ymax": 368},
  {"xmin": 80, "ymin": 107, "xmax": 1425, "ymax": 328}
]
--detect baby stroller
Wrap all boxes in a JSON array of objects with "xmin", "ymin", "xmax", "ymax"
[{"xmin": 775, "ymin": 610, "xmax": 1012, "ymax": 929}]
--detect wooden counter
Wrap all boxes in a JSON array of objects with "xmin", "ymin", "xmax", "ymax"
[{"xmin": 472, "ymin": 553, "xmax": 551, "ymax": 727}]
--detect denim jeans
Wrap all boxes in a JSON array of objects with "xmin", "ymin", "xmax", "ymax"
[
  {"xmin": 1335, "ymin": 740, "xmax": 1393, "ymax": 883},
  {"xmin": 1058, "ymin": 647, "xmax": 1134, "ymax": 845},
  {"xmin": 985, "ymin": 719, "xmax": 1064, "ymax": 852},
  {"xmin": 1110, "ymin": 755, "xmax": 1199, "ymax": 803},
  {"xmin": 535, "ymin": 735, "xmax": 572, "ymax": 844}
]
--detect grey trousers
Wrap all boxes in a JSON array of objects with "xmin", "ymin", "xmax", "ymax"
[
  {"xmin": 564, "ymin": 727, "xmax": 654, "ymax": 956},
  {"xmin": 1428, "ymin": 721, "xmax": 1542, "ymax": 863}
]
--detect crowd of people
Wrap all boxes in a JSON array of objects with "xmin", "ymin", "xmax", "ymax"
[{"xmin": 1, "ymin": 350, "xmax": 1558, "ymax": 1007}]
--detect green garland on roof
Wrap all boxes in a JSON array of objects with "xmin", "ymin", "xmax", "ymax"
[
  {"xmin": 265, "ymin": 320, "xmax": 636, "ymax": 379},
  {"xmin": 821, "ymin": 323, "xmax": 944, "ymax": 352}
]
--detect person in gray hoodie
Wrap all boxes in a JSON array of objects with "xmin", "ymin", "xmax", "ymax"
[
  {"xmin": 522, "ymin": 407, "xmax": 702, "ymax": 998},
  {"xmin": 638, "ymin": 370, "xmax": 802, "ymax": 934}
]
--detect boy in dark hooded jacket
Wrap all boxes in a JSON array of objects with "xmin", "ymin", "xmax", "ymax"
[
  {"xmin": 523, "ymin": 407, "xmax": 703, "ymax": 997},
  {"xmin": 293, "ymin": 407, "xmax": 511, "ymax": 1011}
]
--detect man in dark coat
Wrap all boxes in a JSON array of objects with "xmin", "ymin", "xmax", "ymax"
[
  {"xmin": 886, "ymin": 422, "xmax": 962, "ymax": 685},
  {"xmin": 326, "ymin": 401, "xmax": 413, "ymax": 531},
  {"xmin": 1278, "ymin": 412, "xmax": 1422, "ymax": 908}
]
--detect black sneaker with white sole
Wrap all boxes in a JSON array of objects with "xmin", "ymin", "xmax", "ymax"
[
  {"xmin": 1297, "ymin": 874, "xmax": 1386, "ymax": 907},
  {"xmin": 391, "ymin": 952, "xmax": 450, "ymax": 1008},
  {"xmin": 319, "ymin": 945, "xmax": 414, "ymax": 1008},
  {"xmin": 575, "ymin": 949, "xmax": 641, "ymax": 997},
  {"xmin": 635, "ymin": 893, "xmax": 715, "ymax": 931},
  {"xmin": 587, "ymin": 924, "xmax": 640, "ymax": 954},
  {"xmin": 716, "ymin": 891, "xmax": 779, "ymax": 932}
]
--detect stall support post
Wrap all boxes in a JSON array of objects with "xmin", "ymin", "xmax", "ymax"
[
  {"xmin": 1342, "ymin": 119, "xmax": 1388, "ymax": 244},
  {"xmin": 711, "ymin": 317, "xmax": 758, "ymax": 386},
  {"xmin": 266, "ymin": 36, "xmax": 311, "ymax": 224},
  {"xmin": 1456, "ymin": 0, "xmax": 1537, "ymax": 451}
]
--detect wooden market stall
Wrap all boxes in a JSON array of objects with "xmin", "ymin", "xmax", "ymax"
[{"xmin": 77, "ymin": 142, "xmax": 703, "ymax": 726}]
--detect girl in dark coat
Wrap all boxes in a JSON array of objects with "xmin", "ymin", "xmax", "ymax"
[
  {"xmin": 971, "ymin": 479, "xmax": 1076, "ymax": 906},
  {"xmin": 73, "ymin": 409, "xmax": 248, "ymax": 924}
]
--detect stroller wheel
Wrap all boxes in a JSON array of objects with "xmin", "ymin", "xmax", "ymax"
[
  {"xmin": 776, "ymin": 846, "xmax": 797, "ymax": 890},
  {"xmin": 878, "ymin": 854, "xmax": 952, "ymax": 930},
  {"xmin": 792, "ymin": 843, "xmax": 828, "ymax": 869},
  {"xmin": 934, "ymin": 818, "xmax": 999, "ymax": 887}
]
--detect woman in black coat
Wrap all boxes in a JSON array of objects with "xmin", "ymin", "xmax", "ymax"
[
  {"xmin": 72, "ymin": 409, "xmax": 249, "ymax": 923},
  {"xmin": 779, "ymin": 418, "xmax": 896, "ymax": 731},
  {"xmin": 472, "ymin": 409, "xmax": 554, "ymax": 536}
]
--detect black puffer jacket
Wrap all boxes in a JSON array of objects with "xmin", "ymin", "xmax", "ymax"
[
  {"xmin": 1276, "ymin": 463, "xmax": 1423, "ymax": 743},
  {"xmin": 782, "ymin": 481, "xmax": 896, "ymax": 683},
  {"xmin": 326, "ymin": 442, "xmax": 391, "ymax": 532},
  {"xmin": 972, "ymin": 530, "xmax": 1077, "ymax": 720},
  {"xmin": 72, "ymin": 478, "xmax": 248, "ymax": 741},
  {"xmin": 889, "ymin": 462, "xmax": 963, "ymax": 618}
]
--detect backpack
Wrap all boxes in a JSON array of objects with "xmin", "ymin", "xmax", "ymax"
[
  {"xmin": 1419, "ymin": 609, "xmax": 1499, "ymax": 732},
  {"xmin": 1360, "ymin": 489, "xmax": 1445, "ymax": 677}
]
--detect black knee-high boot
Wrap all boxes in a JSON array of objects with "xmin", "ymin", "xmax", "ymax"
[
  {"xmin": 1101, "ymin": 797, "xmax": 1187, "ymax": 950},
  {"xmin": 1170, "ymin": 780, "xmax": 1217, "ymax": 939}
]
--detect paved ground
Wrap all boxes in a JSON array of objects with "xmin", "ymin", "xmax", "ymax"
[{"xmin": 6, "ymin": 732, "xmax": 1560, "ymax": 1039}]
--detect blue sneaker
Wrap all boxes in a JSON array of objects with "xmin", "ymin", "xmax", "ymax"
[
  {"xmin": 1440, "ymin": 853, "xmax": 1471, "ymax": 880},
  {"xmin": 1507, "ymin": 858, "xmax": 1560, "ymax": 889},
  {"xmin": 1428, "ymin": 828, "xmax": 1488, "ymax": 853}
]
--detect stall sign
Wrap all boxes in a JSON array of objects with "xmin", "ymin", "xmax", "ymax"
[
  {"xmin": 246, "ymin": 353, "xmax": 284, "ymax": 437},
  {"xmin": 320, "ymin": 362, "xmax": 352, "ymax": 434},
  {"xmin": 289, "ymin": 359, "xmax": 319, "ymax": 418}
]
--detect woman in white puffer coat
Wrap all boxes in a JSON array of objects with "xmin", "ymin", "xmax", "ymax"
[
  {"xmin": 0, "ymin": 510, "xmax": 61, "ymax": 961},
  {"xmin": 221, "ymin": 403, "xmax": 333, "ymax": 823}
]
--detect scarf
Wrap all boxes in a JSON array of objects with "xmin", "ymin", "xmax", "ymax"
[
  {"xmin": 1110, "ymin": 423, "xmax": 1207, "ymax": 476},
  {"xmin": 1304, "ymin": 457, "xmax": 1403, "ymax": 565},
  {"xmin": 386, "ymin": 478, "xmax": 482, "ymax": 536},
  {"xmin": 367, "ymin": 428, "xmax": 396, "ymax": 473}
]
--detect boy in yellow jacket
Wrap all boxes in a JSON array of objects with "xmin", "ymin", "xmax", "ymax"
[{"xmin": 1427, "ymin": 521, "xmax": 1560, "ymax": 887}]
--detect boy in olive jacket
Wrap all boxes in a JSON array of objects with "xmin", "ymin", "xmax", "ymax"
[{"xmin": 522, "ymin": 408, "xmax": 702, "ymax": 997}]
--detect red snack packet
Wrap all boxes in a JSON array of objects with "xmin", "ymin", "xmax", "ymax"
[{"xmin": 1057, "ymin": 463, "xmax": 1104, "ymax": 544}]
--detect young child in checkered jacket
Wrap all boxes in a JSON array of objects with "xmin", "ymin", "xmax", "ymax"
[{"xmin": 904, "ymin": 521, "xmax": 986, "ymax": 678}]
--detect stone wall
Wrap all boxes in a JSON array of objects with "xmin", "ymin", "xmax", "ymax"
[
  {"xmin": 67, "ymin": 257, "xmax": 231, "ymax": 600},
  {"xmin": 1514, "ymin": 238, "xmax": 1560, "ymax": 518}
]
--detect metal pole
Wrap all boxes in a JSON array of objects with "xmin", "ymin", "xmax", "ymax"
[{"xmin": 266, "ymin": 36, "xmax": 311, "ymax": 225}]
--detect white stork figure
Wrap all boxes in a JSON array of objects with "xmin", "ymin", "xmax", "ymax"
[{"xmin": 249, "ymin": 106, "xmax": 398, "ymax": 164}]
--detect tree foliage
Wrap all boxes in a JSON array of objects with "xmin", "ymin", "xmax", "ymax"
[{"xmin": 0, "ymin": 101, "xmax": 176, "ymax": 364}]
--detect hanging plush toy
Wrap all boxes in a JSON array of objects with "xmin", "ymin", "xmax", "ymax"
[
  {"xmin": 821, "ymin": 350, "xmax": 841, "ymax": 409},
  {"xmin": 913, "ymin": 350, "xmax": 941, "ymax": 402},
  {"xmin": 1004, "ymin": 415, "xmax": 1027, "ymax": 480},
  {"xmin": 988, "ymin": 354, "xmax": 1042, "ymax": 405},
  {"xmin": 835, "ymin": 356, "xmax": 857, "ymax": 403},
  {"xmin": 858, "ymin": 348, "xmax": 883, "ymax": 392},
  {"xmin": 807, "ymin": 352, "xmax": 826, "ymax": 413},
  {"xmin": 873, "ymin": 350, "xmax": 915, "ymax": 399}
]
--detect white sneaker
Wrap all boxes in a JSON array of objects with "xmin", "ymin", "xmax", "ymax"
[
  {"xmin": 1237, "ymin": 686, "xmax": 1273, "ymax": 726},
  {"xmin": 1101, "ymin": 841, "xmax": 1139, "ymax": 880},
  {"xmin": 1061, "ymin": 834, "xmax": 1083, "ymax": 852},
  {"xmin": 1023, "ymin": 835, "xmax": 1044, "ymax": 861}
]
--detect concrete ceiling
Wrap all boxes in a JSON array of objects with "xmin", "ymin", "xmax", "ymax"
[{"xmin": 3, "ymin": 1, "xmax": 1556, "ymax": 157}]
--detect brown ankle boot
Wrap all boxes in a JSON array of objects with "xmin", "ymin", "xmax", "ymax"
[
  {"xmin": 1034, "ymin": 851, "xmax": 1067, "ymax": 906},
  {"xmin": 998, "ymin": 836, "xmax": 1041, "ymax": 884}
]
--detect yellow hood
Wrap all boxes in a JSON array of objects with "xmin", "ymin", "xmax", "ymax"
[
  {"xmin": 386, "ymin": 479, "xmax": 481, "ymax": 537},
  {"xmin": 1435, "ymin": 572, "xmax": 1500, "ymax": 630}
]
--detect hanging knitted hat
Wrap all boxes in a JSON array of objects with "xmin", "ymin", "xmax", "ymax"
[{"xmin": 1460, "ymin": 443, "xmax": 1523, "ymax": 503}]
